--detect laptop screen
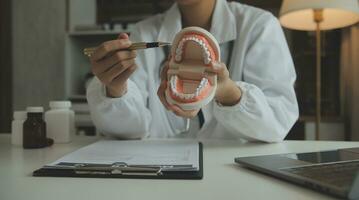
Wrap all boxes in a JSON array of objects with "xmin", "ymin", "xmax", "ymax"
[{"xmin": 281, "ymin": 148, "xmax": 359, "ymax": 164}]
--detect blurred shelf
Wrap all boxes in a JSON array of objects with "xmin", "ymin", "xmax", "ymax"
[
  {"xmin": 67, "ymin": 30, "xmax": 123, "ymax": 36},
  {"xmin": 299, "ymin": 115, "xmax": 343, "ymax": 123},
  {"xmin": 68, "ymin": 95, "xmax": 87, "ymax": 102}
]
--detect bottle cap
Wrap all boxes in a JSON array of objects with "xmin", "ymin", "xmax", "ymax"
[
  {"xmin": 26, "ymin": 107, "xmax": 44, "ymax": 113},
  {"xmin": 13, "ymin": 111, "xmax": 27, "ymax": 120},
  {"xmin": 49, "ymin": 101, "xmax": 72, "ymax": 109}
]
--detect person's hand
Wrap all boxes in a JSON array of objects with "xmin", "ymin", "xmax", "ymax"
[
  {"xmin": 157, "ymin": 60, "xmax": 200, "ymax": 118},
  {"xmin": 207, "ymin": 62, "xmax": 242, "ymax": 106},
  {"xmin": 90, "ymin": 33, "xmax": 137, "ymax": 98}
]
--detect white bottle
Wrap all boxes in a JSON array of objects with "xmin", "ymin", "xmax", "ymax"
[
  {"xmin": 11, "ymin": 111, "xmax": 27, "ymax": 146},
  {"xmin": 45, "ymin": 101, "xmax": 75, "ymax": 143}
]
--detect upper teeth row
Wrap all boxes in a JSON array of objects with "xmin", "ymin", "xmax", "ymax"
[
  {"xmin": 170, "ymin": 75, "xmax": 209, "ymax": 100},
  {"xmin": 175, "ymin": 36, "xmax": 212, "ymax": 64}
]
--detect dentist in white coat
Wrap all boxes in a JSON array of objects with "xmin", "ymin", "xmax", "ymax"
[{"xmin": 87, "ymin": 0, "xmax": 299, "ymax": 142}]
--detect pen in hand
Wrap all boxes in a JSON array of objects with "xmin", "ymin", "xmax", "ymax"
[
  {"xmin": 89, "ymin": 33, "xmax": 171, "ymax": 98},
  {"xmin": 83, "ymin": 42, "xmax": 171, "ymax": 57}
]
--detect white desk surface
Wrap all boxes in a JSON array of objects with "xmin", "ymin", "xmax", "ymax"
[{"xmin": 1, "ymin": 134, "xmax": 359, "ymax": 200}]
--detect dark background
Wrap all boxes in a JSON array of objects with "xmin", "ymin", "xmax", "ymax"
[{"xmin": 0, "ymin": 0, "xmax": 12, "ymax": 133}]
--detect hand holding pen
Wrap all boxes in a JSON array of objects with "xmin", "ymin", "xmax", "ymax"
[
  {"xmin": 89, "ymin": 33, "xmax": 137, "ymax": 98},
  {"xmin": 88, "ymin": 33, "xmax": 170, "ymax": 98}
]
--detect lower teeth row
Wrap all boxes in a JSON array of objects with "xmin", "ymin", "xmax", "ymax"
[{"xmin": 170, "ymin": 75, "xmax": 208, "ymax": 100}]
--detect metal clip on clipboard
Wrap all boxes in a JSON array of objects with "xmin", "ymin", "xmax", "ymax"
[{"xmin": 44, "ymin": 162, "xmax": 163, "ymax": 176}]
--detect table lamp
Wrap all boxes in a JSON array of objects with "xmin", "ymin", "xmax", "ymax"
[{"xmin": 279, "ymin": 0, "xmax": 359, "ymax": 140}]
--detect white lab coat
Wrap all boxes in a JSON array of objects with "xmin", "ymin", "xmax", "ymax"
[{"xmin": 86, "ymin": 0, "xmax": 299, "ymax": 142}]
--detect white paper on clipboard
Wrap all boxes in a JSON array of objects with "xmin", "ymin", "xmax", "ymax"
[{"xmin": 48, "ymin": 140, "xmax": 200, "ymax": 170}]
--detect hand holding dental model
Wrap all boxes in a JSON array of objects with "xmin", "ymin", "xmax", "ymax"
[{"xmin": 158, "ymin": 27, "xmax": 242, "ymax": 117}]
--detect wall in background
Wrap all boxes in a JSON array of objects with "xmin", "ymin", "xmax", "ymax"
[
  {"xmin": 12, "ymin": 0, "xmax": 66, "ymax": 110},
  {"xmin": 0, "ymin": 0, "xmax": 12, "ymax": 133},
  {"xmin": 341, "ymin": 25, "xmax": 359, "ymax": 140}
]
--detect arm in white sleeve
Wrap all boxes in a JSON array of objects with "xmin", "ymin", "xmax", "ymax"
[
  {"xmin": 86, "ymin": 26, "xmax": 152, "ymax": 139},
  {"xmin": 213, "ymin": 14, "xmax": 299, "ymax": 142},
  {"xmin": 87, "ymin": 78, "xmax": 151, "ymax": 139}
]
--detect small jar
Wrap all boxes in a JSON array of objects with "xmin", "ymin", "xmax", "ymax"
[
  {"xmin": 45, "ymin": 101, "xmax": 75, "ymax": 143},
  {"xmin": 23, "ymin": 107, "xmax": 47, "ymax": 149},
  {"xmin": 11, "ymin": 111, "xmax": 27, "ymax": 146}
]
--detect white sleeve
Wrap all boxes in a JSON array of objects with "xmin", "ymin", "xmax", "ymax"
[
  {"xmin": 86, "ymin": 26, "xmax": 152, "ymax": 139},
  {"xmin": 213, "ymin": 14, "xmax": 299, "ymax": 142},
  {"xmin": 86, "ymin": 78, "xmax": 152, "ymax": 139}
]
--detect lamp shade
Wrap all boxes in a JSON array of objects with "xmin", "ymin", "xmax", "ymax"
[{"xmin": 279, "ymin": 0, "xmax": 359, "ymax": 31}]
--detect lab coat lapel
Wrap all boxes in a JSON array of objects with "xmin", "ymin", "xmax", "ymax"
[
  {"xmin": 157, "ymin": 3, "xmax": 182, "ymax": 43},
  {"xmin": 210, "ymin": 0, "xmax": 237, "ymax": 44}
]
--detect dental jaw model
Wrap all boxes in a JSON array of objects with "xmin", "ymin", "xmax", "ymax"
[{"xmin": 165, "ymin": 27, "xmax": 220, "ymax": 110}]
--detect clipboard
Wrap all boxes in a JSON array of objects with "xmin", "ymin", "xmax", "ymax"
[{"xmin": 33, "ymin": 141, "xmax": 203, "ymax": 180}]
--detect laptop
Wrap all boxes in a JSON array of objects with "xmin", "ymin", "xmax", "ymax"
[{"xmin": 235, "ymin": 147, "xmax": 359, "ymax": 200}]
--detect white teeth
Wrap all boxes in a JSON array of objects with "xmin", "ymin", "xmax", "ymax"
[
  {"xmin": 203, "ymin": 54, "xmax": 211, "ymax": 64},
  {"xmin": 195, "ymin": 78, "xmax": 208, "ymax": 95},
  {"xmin": 181, "ymin": 94, "xmax": 193, "ymax": 99},
  {"xmin": 170, "ymin": 75, "xmax": 177, "ymax": 93},
  {"xmin": 170, "ymin": 75, "xmax": 209, "ymax": 100},
  {"xmin": 175, "ymin": 36, "xmax": 212, "ymax": 64}
]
